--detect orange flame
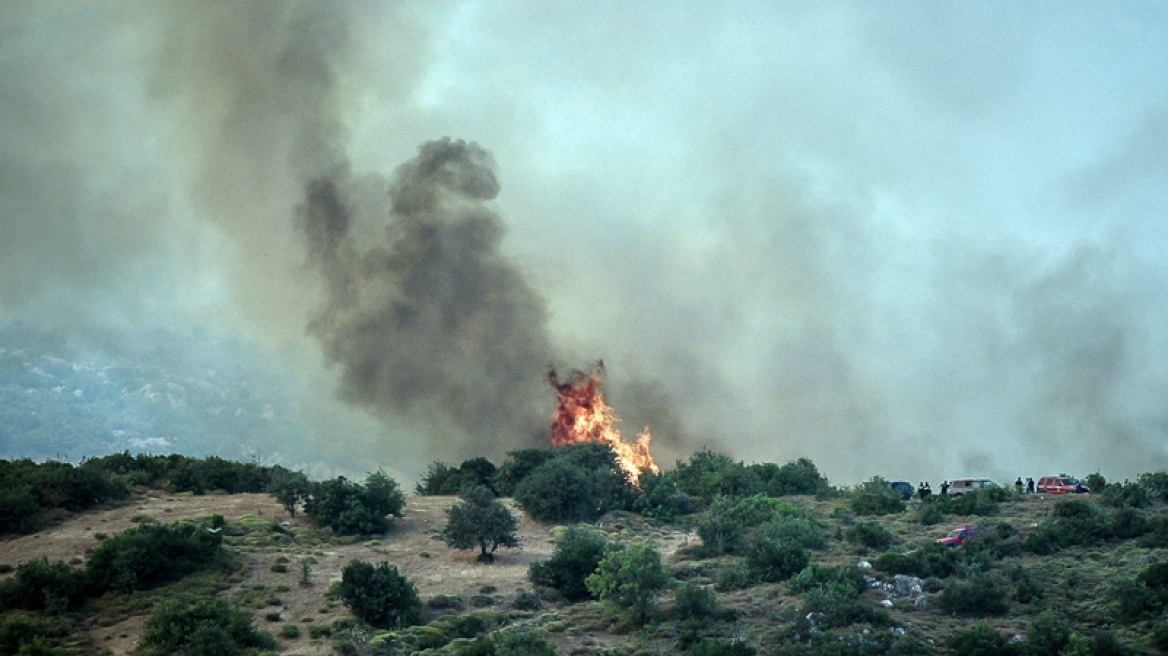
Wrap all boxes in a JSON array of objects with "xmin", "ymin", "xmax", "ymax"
[{"xmin": 548, "ymin": 361, "xmax": 659, "ymax": 483}]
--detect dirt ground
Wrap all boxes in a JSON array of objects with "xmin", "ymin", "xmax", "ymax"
[{"xmin": 0, "ymin": 492, "xmax": 694, "ymax": 655}]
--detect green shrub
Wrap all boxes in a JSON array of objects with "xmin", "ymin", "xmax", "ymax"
[
  {"xmin": 872, "ymin": 543, "xmax": 959, "ymax": 579},
  {"xmin": 336, "ymin": 560, "xmax": 421, "ymax": 629},
  {"xmin": 513, "ymin": 588, "xmax": 542, "ymax": 610},
  {"xmin": 470, "ymin": 594, "xmax": 494, "ymax": 607},
  {"xmin": 585, "ymin": 542, "xmax": 670, "ymax": 625},
  {"xmin": 137, "ymin": 595, "xmax": 276, "ymax": 656},
  {"xmin": 308, "ymin": 625, "xmax": 332, "ymax": 638},
  {"xmin": 849, "ymin": 477, "xmax": 905, "ymax": 515},
  {"xmin": 491, "ymin": 448, "xmax": 557, "ymax": 497},
  {"xmin": 845, "ymin": 520, "xmax": 895, "ymax": 551},
  {"xmin": 672, "ymin": 581, "xmax": 722, "ymax": 620},
  {"xmin": 441, "ymin": 485, "xmax": 519, "ymax": 562},
  {"xmin": 304, "ymin": 470, "xmax": 406, "ymax": 536},
  {"xmin": 745, "ymin": 537, "xmax": 807, "ymax": 583},
  {"xmin": 945, "ymin": 624, "xmax": 1019, "ymax": 656},
  {"xmin": 714, "ymin": 560, "xmax": 755, "ymax": 592},
  {"xmin": 270, "ymin": 563, "xmax": 288, "ymax": 573},
  {"xmin": 917, "ymin": 500, "xmax": 946, "ymax": 526},
  {"xmin": 1150, "ymin": 622, "xmax": 1168, "ymax": 653},
  {"xmin": 757, "ymin": 514, "xmax": 825, "ymax": 550},
  {"xmin": 632, "ymin": 468, "xmax": 693, "ymax": 521},
  {"xmin": 264, "ymin": 612, "xmax": 281, "ymax": 622},
  {"xmin": 279, "ymin": 624, "xmax": 301, "ymax": 639},
  {"xmin": 939, "ymin": 576, "xmax": 1008, "ymax": 616},
  {"xmin": 85, "ymin": 518, "xmax": 225, "ymax": 593},
  {"xmin": 0, "ymin": 612, "xmax": 71, "ymax": 655},
  {"xmin": 787, "ymin": 564, "xmax": 867, "ymax": 597},
  {"xmin": 803, "ymin": 583, "xmax": 893, "ymax": 628},
  {"xmin": 1027, "ymin": 610, "xmax": 1071, "ymax": 656},
  {"xmin": 0, "ymin": 557, "xmax": 86, "ymax": 613},
  {"xmin": 668, "ymin": 450, "xmax": 761, "ymax": 501},
  {"xmin": 513, "ymin": 459, "xmax": 598, "ymax": 522},
  {"xmin": 697, "ymin": 512, "xmax": 745, "ymax": 555},
  {"xmin": 689, "ymin": 639, "xmax": 758, "ymax": 656},
  {"xmin": 528, "ymin": 526, "xmax": 612, "ymax": 601},
  {"xmin": 416, "ymin": 457, "xmax": 498, "ymax": 496},
  {"xmin": 494, "ymin": 629, "xmax": 556, "ymax": 656},
  {"xmin": 427, "ymin": 594, "xmax": 465, "ymax": 610}
]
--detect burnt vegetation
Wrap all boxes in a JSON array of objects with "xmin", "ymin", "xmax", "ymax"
[{"xmin": 4, "ymin": 449, "xmax": 1168, "ymax": 655}]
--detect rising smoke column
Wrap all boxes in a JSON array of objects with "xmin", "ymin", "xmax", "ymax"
[{"xmin": 299, "ymin": 138, "xmax": 556, "ymax": 459}]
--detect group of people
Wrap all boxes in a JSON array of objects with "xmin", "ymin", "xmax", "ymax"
[
  {"xmin": 1014, "ymin": 477, "xmax": 1037, "ymax": 493},
  {"xmin": 915, "ymin": 482, "xmax": 933, "ymax": 499}
]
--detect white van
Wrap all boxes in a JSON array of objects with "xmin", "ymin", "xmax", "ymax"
[{"xmin": 947, "ymin": 478, "xmax": 998, "ymax": 496}]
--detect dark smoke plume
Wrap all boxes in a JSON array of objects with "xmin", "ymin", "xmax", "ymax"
[{"xmin": 300, "ymin": 138, "xmax": 556, "ymax": 460}]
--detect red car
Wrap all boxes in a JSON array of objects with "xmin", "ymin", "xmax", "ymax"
[
  {"xmin": 1036, "ymin": 476, "xmax": 1090, "ymax": 495},
  {"xmin": 936, "ymin": 525, "xmax": 982, "ymax": 547}
]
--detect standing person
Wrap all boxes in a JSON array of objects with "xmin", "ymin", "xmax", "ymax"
[
  {"xmin": 1015, "ymin": 477, "xmax": 1024, "ymax": 493},
  {"xmin": 921, "ymin": 482, "xmax": 931, "ymax": 500},
  {"xmin": 1026, "ymin": 477, "xmax": 1035, "ymax": 494},
  {"xmin": 940, "ymin": 480, "xmax": 949, "ymax": 496}
]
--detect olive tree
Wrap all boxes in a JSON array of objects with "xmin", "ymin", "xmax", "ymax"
[{"xmin": 441, "ymin": 485, "xmax": 519, "ymax": 562}]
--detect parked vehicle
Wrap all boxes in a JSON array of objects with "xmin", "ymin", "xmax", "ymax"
[
  {"xmin": 1036, "ymin": 476, "xmax": 1090, "ymax": 494},
  {"xmin": 946, "ymin": 478, "xmax": 998, "ymax": 496},
  {"xmin": 936, "ymin": 525, "xmax": 983, "ymax": 547},
  {"xmin": 887, "ymin": 480, "xmax": 914, "ymax": 500}
]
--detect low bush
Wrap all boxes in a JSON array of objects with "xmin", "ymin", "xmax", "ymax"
[
  {"xmin": 494, "ymin": 629, "xmax": 557, "ymax": 656},
  {"xmin": 672, "ymin": 581, "xmax": 722, "ymax": 620},
  {"xmin": 745, "ymin": 537, "xmax": 807, "ymax": 583},
  {"xmin": 939, "ymin": 576, "xmax": 1008, "ymax": 616},
  {"xmin": 304, "ymin": 470, "xmax": 406, "ymax": 536},
  {"xmin": 845, "ymin": 520, "xmax": 895, "ymax": 551},
  {"xmin": 279, "ymin": 624, "xmax": 301, "ymax": 639},
  {"xmin": 803, "ymin": 583, "xmax": 893, "ymax": 628},
  {"xmin": 946, "ymin": 624, "xmax": 1019, "ymax": 656},
  {"xmin": 528, "ymin": 527, "xmax": 613, "ymax": 601},
  {"xmin": 0, "ymin": 557, "xmax": 86, "ymax": 613},
  {"xmin": 86, "ymin": 517, "xmax": 226, "ymax": 593},
  {"xmin": 872, "ymin": 543, "xmax": 960, "ymax": 579},
  {"xmin": 137, "ymin": 595, "xmax": 276, "ymax": 656},
  {"xmin": 632, "ymin": 469, "xmax": 693, "ymax": 521},
  {"xmin": 714, "ymin": 560, "xmax": 755, "ymax": 592},
  {"xmin": 689, "ymin": 639, "xmax": 758, "ymax": 656},
  {"xmin": 787, "ymin": 564, "xmax": 867, "ymax": 597},
  {"xmin": 585, "ymin": 543, "xmax": 670, "ymax": 625},
  {"xmin": 849, "ymin": 477, "xmax": 905, "ymax": 516},
  {"xmin": 1027, "ymin": 610, "xmax": 1072, "ymax": 656},
  {"xmin": 336, "ymin": 560, "xmax": 422, "ymax": 629},
  {"xmin": 917, "ymin": 499, "xmax": 946, "ymax": 526},
  {"xmin": 416, "ymin": 457, "xmax": 498, "ymax": 496}
]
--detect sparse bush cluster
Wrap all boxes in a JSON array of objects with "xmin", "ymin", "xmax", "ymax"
[
  {"xmin": 416, "ymin": 457, "xmax": 498, "ymax": 496},
  {"xmin": 0, "ymin": 516, "xmax": 227, "ymax": 613},
  {"xmin": 304, "ymin": 470, "xmax": 406, "ymax": 536},
  {"xmin": 528, "ymin": 527, "xmax": 614, "ymax": 601}
]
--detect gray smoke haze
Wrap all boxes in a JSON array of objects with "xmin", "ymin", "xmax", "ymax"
[
  {"xmin": 2, "ymin": 2, "xmax": 1167, "ymax": 485},
  {"xmin": 298, "ymin": 139, "xmax": 560, "ymax": 461}
]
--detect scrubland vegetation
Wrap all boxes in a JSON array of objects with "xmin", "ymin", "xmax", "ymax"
[{"xmin": 2, "ymin": 448, "xmax": 1168, "ymax": 655}]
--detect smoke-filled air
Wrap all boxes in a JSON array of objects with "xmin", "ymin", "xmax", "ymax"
[{"xmin": 2, "ymin": 2, "xmax": 1167, "ymax": 486}]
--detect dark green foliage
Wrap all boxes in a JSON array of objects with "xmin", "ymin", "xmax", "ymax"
[
  {"xmin": 1025, "ymin": 498, "xmax": 1114, "ymax": 554},
  {"xmin": 1139, "ymin": 471, "xmax": 1168, "ymax": 502},
  {"xmin": 1110, "ymin": 578, "xmax": 1161, "ymax": 624},
  {"xmin": 849, "ymin": 477, "xmax": 905, "ymax": 515},
  {"xmin": 513, "ymin": 458, "xmax": 597, "ymax": 522},
  {"xmin": 746, "ymin": 536, "xmax": 808, "ymax": 583},
  {"xmin": 787, "ymin": 564, "xmax": 867, "ymax": 597},
  {"xmin": 528, "ymin": 527, "xmax": 612, "ymax": 601},
  {"xmin": 493, "ymin": 629, "xmax": 557, "ymax": 656},
  {"xmin": 872, "ymin": 542, "xmax": 959, "ymax": 579},
  {"xmin": 668, "ymin": 450, "xmax": 761, "ymax": 501},
  {"xmin": 632, "ymin": 468, "xmax": 693, "ymax": 521},
  {"xmin": 930, "ymin": 488, "xmax": 1001, "ymax": 517},
  {"xmin": 441, "ymin": 485, "xmax": 519, "ymax": 562},
  {"xmin": 1026, "ymin": 610, "xmax": 1071, "ymax": 656},
  {"xmin": 672, "ymin": 581, "xmax": 722, "ymax": 620},
  {"xmin": 416, "ymin": 457, "xmax": 498, "ymax": 496},
  {"xmin": 1084, "ymin": 471, "xmax": 1108, "ymax": 495},
  {"xmin": 0, "ymin": 612, "xmax": 72, "ymax": 655},
  {"xmin": 267, "ymin": 466, "xmax": 311, "ymax": 517},
  {"xmin": 304, "ymin": 470, "xmax": 405, "ymax": 536},
  {"xmin": 939, "ymin": 575, "xmax": 1008, "ymax": 616},
  {"xmin": 1150, "ymin": 622, "xmax": 1168, "ymax": 653},
  {"xmin": 697, "ymin": 494, "xmax": 804, "ymax": 555},
  {"xmin": 1010, "ymin": 566, "xmax": 1043, "ymax": 605},
  {"xmin": 755, "ymin": 457, "xmax": 832, "ymax": 497},
  {"xmin": 491, "ymin": 448, "xmax": 557, "ymax": 497},
  {"xmin": 137, "ymin": 595, "xmax": 276, "ymax": 656},
  {"xmin": 0, "ymin": 558, "xmax": 86, "ymax": 613},
  {"xmin": 512, "ymin": 443, "xmax": 634, "ymax": 522},
  {"xmin": 714, "ymin": 560, "xmax": 755, "ymax": 592},
  {"xmin": 1101, "ymin": 482, "xmax": 1152, "ymax": 509},
  {"xmin": 757, "ymin": 515, "xmax": 825, "ymax": 550},
  {"xmin": 1110, "ymin": 507, "xmax": 1151, "ymax": 540},
  {"xmin": 0, "ymin": 458, "xmax": 129, "ymax": 536},
  {"xmin": 1088, "ymin": 631, "xmax": 1134, "ymax": 656},
  {"xmin": 845, "ymin": 520, "xmax": 895, "ymax": 551},
  {"xmin": 85, "ymin": 518, "xmax": 224, "ymax": 593},
  {"xmin": 946, "ymin": 624, "xmax": 1019, "ymax": 656},
  {"xmin": 803, "ymin": 583, "xmax": 893, "ymax": 628},
  {"xmin": 917, "ymin": 498, "xmax": 946, "ymax": 525},
  {"xmin": 585, "ymin": 542, "xmax": 670, "ymax": 625},
  {"xmin": 689, "ymin": 639, "xmax": 757, "ymax": 656},
  {"xmin": 336, "ymin": 560, "xmax": 422, "ymax": 629}
]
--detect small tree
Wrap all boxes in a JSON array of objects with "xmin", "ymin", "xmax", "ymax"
[
  {"xmin": 267, "ymin": 467, "xmax": 311, "ymax": 517},
  {"xmin": 441, "ymin": 485, "xmax": 519, "ymax": 562},
  {"xmin": 586, "ymin": 543, "xmax": 670, "ymax": 625},
  {"xmin": 529, "ymin": 527, "xmax": 613, "ymax": 601},
  {"xmin": 336, "ymin": 560, "xmax": 421, "ymax": 629},
  {"xmin": 137, "ymin": 595, "xmax": 276, "ymax": 656}
]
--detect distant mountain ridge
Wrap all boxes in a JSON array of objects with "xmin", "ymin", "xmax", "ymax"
[{"xmin": 0, "ymin": 323, "xmax": 312, "ymax": 465}]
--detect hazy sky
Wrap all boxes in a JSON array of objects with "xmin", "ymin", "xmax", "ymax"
[{"xmin": 2, "ymin": 1, "xmax": 1167, "ymax": 486}]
